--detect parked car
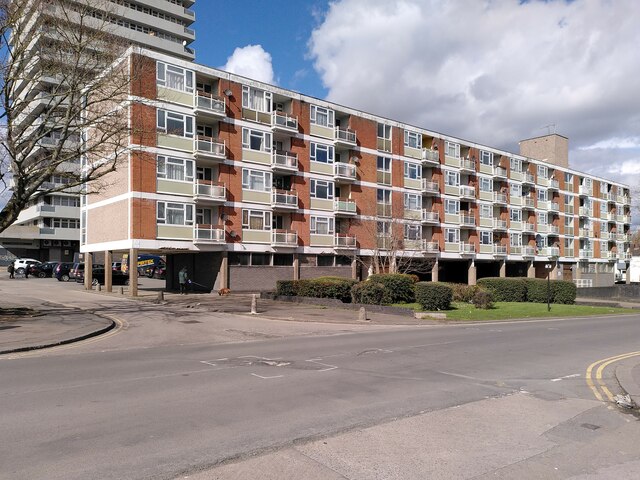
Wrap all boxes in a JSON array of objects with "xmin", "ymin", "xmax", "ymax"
[
  {"xmin": 70, "ymin": 263, "xmax": 104, "ymax": 280},
  {"xmin": 54, "ymin": 262, "xmax": 75, "ymax": 282},
  {"xmin": 12, "ymin": 258, "xmax": 41, "ymax": 275},
  {"xmin": 29, "ymin": 261, "xmax": 58, "ymax": 278},
  {"xmin": 142, "ymin": 263, "xmax": 166, "ymax": 279},
  {"xmin": 76, "ymin": 267, "xmax": 129, "ymax": 286},
  {"xmin": 112, "ymin": 262, "xmax": 122, "ymax": 271}
]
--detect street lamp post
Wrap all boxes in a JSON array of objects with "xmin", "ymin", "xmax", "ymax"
[{"xmin": 545, "ymin": 263, "xmax": 552, "ymax": 312}]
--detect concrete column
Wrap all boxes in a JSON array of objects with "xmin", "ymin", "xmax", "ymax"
[
  {"xmin": 626, "ymin": 266, "xmax": 631, "ymax": 284},
  {"xmin": 527, "ymin": 261, "xmax": 536, "ymax": 278},
  {"xmin": 84, "ymin": 253, "xmax": 93, "ymax": 290},
  {"xmin": 499, "ymin": 260, "xmax": 506, "ymax": 278},
  {"xmin": 129, "ymin": 248, "xmax": 138, "ymax": 297},
  {"xmin": 104, "ymin": 250, "xmax": 113, "ymax": 293},
  {"xmin": 468, "ymin": 260, "xmax": 477, "ymax": 286},
  {"xmin": 574, "ymin": 263, "xmax": 581, "ymax": 280},
  {"xmin": 219, "ymin": 251, "xmax": 229, "ymax": 289},
  {"xmin": 431, "ymin": 260, "xmax": 439, "ymax": 282},
  {"xmin": 351, "ymin": 257, "xmax": 358, "ymax": 280},
  {"xmin": 293, "ymin": 253, "xmax": 300, "ymax": 281}
]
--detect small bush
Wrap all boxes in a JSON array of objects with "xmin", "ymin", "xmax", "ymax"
[
  {"xmin": 472, "ymin": 288, "xmax": 494, "ymax": 309},
  {"xmin": 407, "ymin": 274, "xmax": 420, "ymax": 284},
  {"xmin": 524, "ymin": 278, "xmax": 548, "ymax": 303},
  {"xmin": 447, "ymin": 283, "xmax": 478, "ymax": 303},
  {"xmin": 296, "ymin": 278, "xmax": 358, "ymax": 303},
  {"xmin": 477, "ymin": 278, "xmax": 527, "ymax": 302},
  {"xmin": 351, "ymin": 281, "xmax": 388, "ymax": 305},
  {"xmin": 275, "ymin": 280, "xmax": 298, "ymax": 296},
  {"xmin": 368, "ymin": 274, "xmax": 416, "ymax": 303},
  {"xmin": 415, "ymin": 282, "xmax": 453, "ymax": 311},
  {"xmin": 552, "ymin": 280, "xmax": 577, "ymax": 304}
]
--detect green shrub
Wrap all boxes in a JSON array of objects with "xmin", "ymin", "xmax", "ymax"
[
  {"xmin": 368, "ymin": 274, "xmax": 416, "ymax": 303},
  {"xmin": 472, "ymin": 288, "xmax": 494, "ymax": 309},
  {"xmin": 351, "ymin": 281, "xmax": 388, "ymax": 305},
  {"xmin": 551, "ymin": 280, "xmax": 577, "ymax": 304},
  {"xmin": 524, "ymin": 278, "xmax": 548, "ymax": 303},
  {"xmin": 415, "ymin": 282, "xmax": 453, "ymax": 311},
  {"xmin": 447, "ymin": 283, "xmax": 478, "ymax": 303},
  {"xmin": 275, "ymin": 280, "xmax": 298, "ymax": 296},
  {"xmin": 477, "ymin": 278, "xmax": 527, "ymax": 302},
  {"xmin": 296, "ymin": 278, "xmax": 358, "ymax": 303}
]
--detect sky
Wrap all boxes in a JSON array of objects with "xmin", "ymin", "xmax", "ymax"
[{"xmin": 193, "ymin": 0, "xmax": 640, "ymax": 225}]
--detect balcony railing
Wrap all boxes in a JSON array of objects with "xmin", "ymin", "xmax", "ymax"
[
  {"xmin": 493, "ymin": 245, "xmax": 507, "ymax": 255},
  {"xmin": 617, "ymin": 195, "xmax": 630, "ymax": 204},
  {"xmin": 334, "ymin": 233, "xmax": 357, "ymax": 248},
  {"xmin": 549, "ymin": 179, "xmax": 559, "ymax": 189},
  {"xmin": 334, "ymin": 162, "xmax": 357, "ymax": 180},
  {"xmin": 460, "ymin": 185, "xmax": 475, "ymax": 198},
  {"xmin": 335, "ymin": 127, "xmax": 357, "ymax": 145},
  {"xmin": 422, "ymin": 210, "xmax": 439, "ymax": 223},
  {"xmin": 460, "ymin": 158, "xmax": 475, "ymax": 171},
  {"xmin": 579, "ymin": 228, "xmax": 593, "ymax": 237},
  {"xmin": 600, "ymin": 232, "xmax": 610, "ymax": 241},
  {"xmin": 493, "ymin": 219, "xmax": 507, "ymax": 229},
  {"xmin": 271, "ymin": 111, "xmax": 298, "ymax": 132},
  {"xmin": 194, "ymin": 180, "xmax": 226, "ymax": 201},
  {"xmin": 549, "ymin": 202, "xmax": 559, "ymax": 211},
  {"xmin": 272, "ymin": 150, "xmax": 298, "ymax": 171},
  {"xmin": 523, "ymin": 172, "xmax": 535, "ymax": 184},
  {"xmin": 272, "ymin": 229, "xmax": 298, "ymax": 246},
  {"xmin": 579, "ymin": 249, "xmax": 593, "ymax": 259},
  {"xmin": 422, "ymin": 148, "xmax": 439, "ymax": 163},
  {"xmin": 540, "ymin": 247, "xmax": 560, "ymax": 257},
  {"xmin": 460, "ymin": 242, "xmax": 475, "ymax": 254},
  {"xmin": 522, "ymin": 197, "xmax": 535, "ymax": 208},
  {"xmin": 548, "ymin": 225, "xmax": 560, "ymax": 234},
  {"xmin": 523, "ymin": 223, "xmax": 535, "ymax": 233},
  {"xmin": 422, "ymin": 179, "xmax": 439, "ymax": 194},
  {"xmin": 578, "ymin": 207, "xmax": 591, "ymax": 217},
  {"xmin": 194, "ymin": 224, "xmax": 225, "ymax": 243},
  {"xmin": 195, "ymin": 136, "xmax": 225, "ymax": 158},
  {"xmin": 422, "ymin": 241, "xmax": 439, "ymax": 253},
  {"xmin": 195, "ymin": 91, "xmax": 225, "ymax": 115},
  {"xmin": 579, "ymin": 185, "xmax": 592, "ymax": 196},
  {"xmin": 601, "ymin": 192, "xmax": 611, "ymax": 201},
  {"xmin": 494, "ymin": 166, "xmax": 507, "ymax": 177},
  {"xmin": 334, "ymin": 198, "xmax": 357, "ymax": 215},
  {"xmin": 271, "ymin": 189, "xmax": 298, "ymax": 208},
  {"xmin": 493, "ymin": 192, "xmax": 507, "ymax": 203},
  {"xmin": 461, "ymin": 214, "xmax": 476, "ymax": 227}
]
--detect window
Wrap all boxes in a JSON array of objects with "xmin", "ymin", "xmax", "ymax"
[
  {"xmin": 479, "ymin": 204, "xmax": 492, "ymax": 218},
  {"xmin": 310, "ymin": 142, "xmax": 334, "ymax": 163},
  {"xmin": 537, "ymin": 165, "xmax": 548, "ymax": 179},
  {"xmin": 404, "ymin": 193, "xmax": 422, "ymax": 211},
  {"xmin": 242, "ymin": 85, "xmax": 272, "ymax": 112},
  {"xmin": 565, "ymin": 172, "xmax": 573, "ymax": 184},
  {"xmin": 510, "ymin": 209, "xmax": 522, "ymax": 222},
  {"xmin": 480, "ymin": 231, "xmax": 492, "ymax": 244},
  {"xmin": 157, "ymin": 201, "xmax": 193, "ymax": 225},
  {"xmin": 49, "ymin": 196, "xmax": 80, "ymax": 207},
  {"xmin": 480, "ymin": 151, "xmax": 493, "ymax": 166},
  {"xmin": 404, "ymin": 224, "xmax": 421, "ymax": 240},
  {"xmin": 600, "ymin": 203, "xmax": 607, "ymax": 215},
  {"xmin": 310, "ymin": 105, "xmax": 334, "ymax": 128},
  {"xmin": 539, "ymin": 214, "xmax": 548, "ymax": 225},
  {"xmin": 377, "ymin": 189, "xmax": 391, "ymax": 204},
  {"xmin": 404, "ymin": 130, "xmax": 421, "ymax": 149},
  {"xmin": 445, "ymin": 228, "xmax": 460, "ymax": 243},
  {"xmin": 510, "ymin": 158, "xmax": 522, "ymax": 172},
  {"xmin": 377, "ymin": 156, "xmax": 391, "ymax": 172},
  {"xmin": 156, "ymin": 62, "xmax": 194, "ymax": 93},
  {"xmin": 445, "ymin": 170, "xmax": 460, "ymax": 186},
  {"xmin": 242, "ymin": 128, "xmax": 272, "ymax": 152},
  {"xmin": 510, "ymin": 183, "xmax": 522, "ymax": 197},
  {"xmin": 242, "ymin": 209, "xmax": 271, "ymax": 230},
  {"xmin": 444, "ymin": 199, "xmax": 460, "ymax": 215},
  {"xmin": 310, "ymin": 179, "xmax": 334, "ymax": 199},
  {"xmin": 564, "ymin": 237, "xmax": 573, "ymax": 249},
  {"xmin": 564, "ymin": 216, "xmax": 573, "ymax": 227},
  {"xmin": 157, "ymin": 110, "xmax": 194, "ymax": 138},
  {"xmin": 404, "ymin": 162, "xmax": 422, "ymax": 180},
  {"xmin": 445, "ymin": 141, "xmax": 460, "ymax": 158},
  {"xmin": 157, "ymin": 156, "xmax": 194, "ymax": 182},
  {"xmin": 52, "ymin": 218, "xmax": 80, "ymax": 228},
  {"xmin": 377, "ymin": 123, "xmax": 391, "ymax": 140},
  {"xmin": 537, "ymin": 189, "xmax": 548, "ymax": 202},
  {"xmin": 564, "ymin": 195, "xmax": 573, "ymax": 206},
  {"xmin": 377, "ymin": 221, "xmax": 391, "ymax": 237},
  {"xmin": 479, "ymin": 177, "xmax": 492, "ymax": 192},
  {"xmin": 510, "ymin": 233, "xmax": 522, "ymax": 247},
  {"xmin": 242, "ymin": 169, "xmax": 272, "ymax": 191},
  {"xmin": 310, "ymin": 216, "xmax": 334, "ymax": 235}
]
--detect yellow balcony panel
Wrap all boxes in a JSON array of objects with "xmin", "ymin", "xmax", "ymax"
[
  {"xmin": 310, "ymin": 198, "xmax": 334, "ymax": 211},
  {"xmin": 157, "ymin": 179, "xmax": 193, "ymax": 196},
  {"xmin": 157, "ymin": 86, "xmax": 194, "ymax": 107},
  {"xmin": 157, "ymin": 134, "xmax": 193, "ymax": 152},
  {"xmin": 242, "ymin": 229, "xmax": 271, "ymax": 243},
  {"xmin": 157, "ymin": 224, "xmax": 193, "ymax": 240}
]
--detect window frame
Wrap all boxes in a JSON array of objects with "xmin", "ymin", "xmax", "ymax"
[
  {"xmin": 444, "ymin": 198, "xmax": 460, "ymax": 215},
  {"xmin": 445, "ymin": 228, "xmax": 460, "ymax": 243},
  {"xmin": 310, "ymin": 216, "xmax": 335, "ymax": 235},
  {"xmin": 479, "ymin": 177, "xmax": 493, "ymax": 192},
  {"xmin": 310, "ymin": 179, "xmax": 335, "ymax": 200},
  {"xmin": 445, "ymin": 170, "xmax": 460, "ymax": 186},
  {"xmin": 310, "ymin": 105, "xmax": 335, "ymax": 128},
  {"xmin": 479, "ymin": 151, "xmax": 493, "ymax": 166},
  {"xmin": 242, "ymin": 85, "xmax": 272, "ymax": 113},
  {"xmin": 480, "ymin": 231, "xmax": 492, "ymax": 245},
  {"xmin": 445, "ymin": 141, "xmax": 461, "ymax": 158},
  {"xmin": 241, "ymin": 209, "xmax": 272, "ymax": 231},
  {"xmin": 242, "ymin": 127, "xmax": 272, "ymax": 153},
  {"xmin": 157, "ymin": 110, "xmax": 194, "ymax": 138},
  {"xmin": 310, "ymin": 142, "xmax": 335, "ymax": 164},
  {"xmin": 404, "ymin": 130, "xmax": 422, "ymax": 149},
  {"xmin": 404, "ymin": 223, "xmax": 422, "ymax": 240},
  {"xmin": 404, "ymin": 192, "xmax": 422, "ymax": 211},
  {"xmin": 241, "ymin": 168, "xmax": 272, "ymax": 192},
  {"xmin": 156, "ymin": 61, "xmax": 194, "ymax": 93},
  {"xmin": 157, "ymin": 155, "xmax": 194, "ymax": 183},
  {"xmin": 404, "ymin": 162, "xmax": 422, "ymax": 180},
  {"xmin": 157, "ymin": 201, "xmax": 194, "ymax": 226}
]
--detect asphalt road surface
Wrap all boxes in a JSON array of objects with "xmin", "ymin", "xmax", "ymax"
[{"xmin": 2, "ymin": 309, "xmax": 640, "ymax": 479}]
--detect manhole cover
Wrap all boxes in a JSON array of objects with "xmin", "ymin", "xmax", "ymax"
[{"xmin": 581, "ymin": 423, "xmax": 601, "ymax": 430}]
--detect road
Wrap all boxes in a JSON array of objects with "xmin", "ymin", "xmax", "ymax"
[{"xmin": 1, "ymin": 297, "xmax": 640, "ymax": 479}]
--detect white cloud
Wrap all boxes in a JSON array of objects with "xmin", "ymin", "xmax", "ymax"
[
  {"xmin": 581, "ymin": 137, "xmax": 640, "ymax": 150},
  {"xmin": 221, "ymin": 45, "xmax": 275, "ymax": 84}
]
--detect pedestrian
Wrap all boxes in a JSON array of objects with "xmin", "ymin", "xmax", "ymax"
[
  {"xmin": 7, "ymin": 263, "xmax": 14, "ymax": 279},
  {"xmin": 24, "ymin": 264, "xmax": 29, "ymax": 279},
  {"xmin": 178, "ymin": 266, "xmax": 188, "ymax": 295}
]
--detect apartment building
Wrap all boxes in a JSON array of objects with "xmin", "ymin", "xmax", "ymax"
[
  {"xmin": 81, "ymin": 48, "xmax": 632, "ymax": 293},
  {"xmin": 0, "ymin": 0, "xmax": 196, "ymax": 262}
]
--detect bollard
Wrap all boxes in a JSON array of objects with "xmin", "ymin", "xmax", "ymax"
[
  {"xmin": 96, "ymin": 284, "xmax": 101, "ymax": 292},
  {"xmin": 119, "ymin": 286, "xmax": 124, "ymax": 295},
  {"xmin": 251, "ymin": 294, "xmax": 258, "ymax": 315},
  {"xmin": 358, "ymin": 306, "xmax": 368, "ymax": 322},
  {"xmin": 157, "ymin": 291, "xmax": 164, "ymax": 302}
]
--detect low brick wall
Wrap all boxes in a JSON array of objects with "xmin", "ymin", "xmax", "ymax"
[
  {"xmin": 577, "ymin": 284, "xmax": 640, "ymax": 299},
  {"xmin": 230, "ymin": 266, "xmax": 294, "ymax": 292},
  {"xmin": 299, "ymin": 266, "xmax": 352, "ymax": 279},
  {"xmin": 260, "ymin": 293, "xmax": 416, "ymax": 317}
]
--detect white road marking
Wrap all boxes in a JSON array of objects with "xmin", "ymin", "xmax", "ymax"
[
  {"xmin": 251, "ymin": 373, "xmax": 284, "ymax": 380},
  {"xmin": 306, "ymin": 358, "xmax": 338, "ymax": 372},
  {"xmin": 200, "ymin": 361, "xmax": 218, "ymax": 367},
  {"xmin": 550, "ymin": 373, "xmax": 581, "ymax": 382}
]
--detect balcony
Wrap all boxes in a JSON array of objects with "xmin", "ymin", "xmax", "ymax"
[
  {"xmin": 493, "ymin": 166, "xmax": 507, "ymax": 178},
  {"xmin": 334, "ymin": 233, "xmax": 357, "ymax": 249},
  {"xmin": 461, "ymin": 214, "xmax": 476, "ymax": 228},
  {"xmin": 549, "ymin": 179, "xmax": 559, "ymax": 190},
  {"xmin": 600, "ymin": 232, "xmax": 610, "ymax": 241},
  {"xmin": 549, "ymin": 202, "xmax": 559, "ymax": 212},
  {"xmin": 460, "ymin": 242, "xmax": 475, "ymax": 254},
  {"xmin": 271, "ymin": 189, "xmax": 298, "ymax": 210},
  {"xmin": 422, "ymin": 241, "xmax": 439, "ymax": 253},
  {"xmin": 619, "ymin": 252, "xmax": 631, "ymax": 260},
  {"xmin": 607, "ymin": 212, "xmax": 616, "ymax": 222},
  {"xmin": 334, "ymin": 198, "xmax": 357, "ymax": 216},
  {"xmin": 523, "ymin": 223, "xmax": 535, "ymax": 233},
  {"xmin": 493, "ymin": 245, "xmax": 507, "ymax": 256},
  {"xmin": 537, "ymin": 176, "xmax": 549, "ymax": 187},
  {"xmin": 600, "ymin": 192, "xmax": 611, "ymax": 201},
  {"xmin": 616, "ymin": 233, "xmax": 630, "ymax": 242},
  {"xmin": 194, "ymin": 180, "xmax": 226, "ymax": 203},
  {"xmin": 548, "ymin": 225, "xmax": 560, "ymax": 235},
  {"xmin": 334, "ymin": 127, "xmax": 357, "ymax": 147},
  {"xmin": 422, "ymin": 179, "xmax": 439, "ymax": 195},
  {"xmin": 579, "ymin": 185, "xmax": 592, "ymax": 196},
  {"xmin": 617, "ymin": 195, "xmax": 631, "ymax": 204},
  {"xmin": 195, "ymin": 91, "xmax": 225, "ymax": 117},
  {"xmin": 579, "ymin": 249, "xmax": 593, "ymax": 259},
  {"xmin": 623, "ymin": 215, "xmax": 631, "ymax": 224},
  {"xmin": 272, "ymin": 229, "xmax": 298, "ymax": 247},
  {"xmin": 579, "ymin": 228, "xmax": 593, "ymax": 238},
  {"xmin": 271, "ymin": 150, "xmax": 298, "ymax": 172},
  {"xmin": 271, "ymin": 111, "xmax": 298, "ymax": 133},
  {"xmin": 194, "ymin": 136, "xmax": 225, "ymax": 161},
  {"xmin": 334, "ymin": 162, "xmax": 357, "ymax": 182},
  {"xmin": 522, "ymin": 197, "xmax": 535, "ymax": 209},
  {"xmin": 493, "ymin": 192, "xmax": 507, "ymax": 204},
  {"xmin": 493, "ymin": 219, "xmax": 507, "ymax": 230},
  {"xmin": 460, "ymin": 157, "xmax": 475, "ymax": 172},
  {"xmin": 540, "ymin": 247, "xmax": 560, "ymax": 257},
  {"xmin": 459, "ymin": 185, "xmax": 476, "ymax": 200},
  {"xmin": 578, "ymin": 206, "xmax": 591, "ymax": 217},
  {"xmin": 422, "ymin": 210, "xmax": 439, "ymax": 224},
  {"xmin": 193, "ymin": 224, "xmax": 225, "ymax": 244},
  {"xmin": 537, "ymin": 224, "xmax": 548, "ymax": 233},
  {"xmin": 607, "ymin": 251, "xmax": 618, "ymax": 260},
  {"xmin": 422, "ymin": 148, "xmax": 440, "ymax": 165},
  {"xmin": 522, "ymin": 172, "xmax": 535, "ymax": 184},
  {"xmin": 523, "ymin": 246, "xmax": 536, "ymax": 257}
]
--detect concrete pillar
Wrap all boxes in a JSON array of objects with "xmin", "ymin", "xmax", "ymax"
[
  {"xmin": 129, "ymin": 248, "xmax": 138, "ymax": 297},
  {"xmin": 468, "ymin": 260, "xmax": 477, "ymax": 286},
  {"xmin": 351, "ymin": 257, "xmax": 358, "ymax": 280},
  {"xmin": 293, "ymin": 253, "xmax": 300, "ymax": 281},
  {"xmin": 219, "ymin": 251, "xmax": 229, "ymax": 289},
  {"xmin": 431, "ymin": 260, "xmax": 439, "ymax": 282},
  {"xmin": 499, "ymin": 260, "xmax": 506, "ymax": 278},
  {"xmin": 104, "ymin": 250, "xmax": 113, "ymax": 293},
  {"xmin": 527, "ymin": 261, "xmax": 536, "ymax": 278},
  {"xmin": 574, "ymin": 263, "xmax": 581, "ymax": 280},
  {"xmin": 626, "ymin": 266, "xmax": 631, "ymax": 284},
  {"xmin": 84, "ymin": 253, "xmax": 93, "ymax": 290}
]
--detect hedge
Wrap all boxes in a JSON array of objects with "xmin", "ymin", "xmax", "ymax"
[
  {"xmin": 415, "ymin": 282, "xmax": 453, "ymax": 311},
  {"xmin": 551, "ymin": 280, "xmax": 577, "ymax": 304},
  {"xmin": 367, "ymin": 273, "xmax": 416, "ymax": 303},
  {"xmin": 275, "ymin": 278, "xmax": 358, "ymax": 303},
  {"xmin": 472, "ymin": 288, "xmax": 494, "ymax": 309},
  {"xmin": 351, "ymin": 281, "xmax": 388, "ymax": 305},
  {"xmin": 477, "ymin": 278, "xmax": 527, "ymax": 302},
  {"xmin": 275, "ymin": 280, "xmax": 298, "ymax": 297},
  {"xmin": 523, "ymin": 278, "xmax": 548, "ymax": 303},
  {"xmin": 446, "ymin": 283, "xmax": 478, "ymax": 303}
]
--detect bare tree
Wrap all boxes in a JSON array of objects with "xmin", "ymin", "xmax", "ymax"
[{"xmin": 0, "ymin": 0, "xmax": 137, "ymax": 233}]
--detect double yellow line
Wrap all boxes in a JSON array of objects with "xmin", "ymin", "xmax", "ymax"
[{"xmin": 586, "ymin": 351, "xmax": 640, "ymax": 402}]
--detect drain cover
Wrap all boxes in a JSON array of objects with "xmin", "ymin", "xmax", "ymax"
[{"xmin": 581, "ymin": 423, "xmax": 601, "ymax": 430}]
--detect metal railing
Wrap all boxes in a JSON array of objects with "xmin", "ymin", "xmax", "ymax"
[
  {"xmin": 334, "ymin": 198, "xmax": 357, "ymax": 214},
  {"xmin": 195, "ymin": 180, "xmax": 226, "ymax": 200},
  {"xmin": 334, "ymin": 234, "xmax": 357, "ymax": 248},
  {"xmin": 335, "ymin": 127, "xmax": 356, "ymax": 144},
  {"xmin": 194, "ymin": 224, "xmax": 225, "ymax": 243},
  {"xmin": 271, "ymin": 189, "xmax": 298, "ymax": 208},
  {"xmin": 196, "ymin": 91, "xmax": 225, "ymax": 114},
  {"xmin": 422, "ymin": 241, "xmax": 439, "ymax": 253},
  {"xmin": 493, "ymin": 192, "xmax": 507, "ymax": 203},
  {"xmin": 422, "ymin": 179, "xmax": 439, "ymax": 193},
  {"xmin": 422, "ymin": 210, "xmax": 439, "ymax": 222},
  {"xmin": 272, "ymin": 111, "xmax": 298, "ymax": 131},
  {"xmin": 493, "ymin": 219, "xmax": 507, "ymax": 229},
  {"xmin": 334, "ymin": 162, "xmax": 357, "ymax": 179},
  {"xmin": 460, "ymin": 185, "xmax": 475, "ymax": 198},
  {"xmin": 195, "ymin": 136, "xmax": 225, "ymax": 157},
  {"xmin": 272, "ymin": 229, "xmax": 298, "ymax": 246},
  {"xmin": 422, "ymin": 148, "xmax": 439, "ymax": 163},
  {"xmin": 272, "ymin": 150, "xmax": 298, "ymax": 170}
]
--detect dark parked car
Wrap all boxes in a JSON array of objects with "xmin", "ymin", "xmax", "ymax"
[
  {"xmin": 142, "ymin": 263, "xmax": 166, "ymax": 279},
  {"xmin": 29, "ymin": 261, "xmax": 58, "ymax": 278},
  {"xmin": 54, "ymin": 262, "xmax": 75, "ymax": 282},
  {"xmin": 76, "ymin": 267, "xmax": 129, "ymax": 286}
]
